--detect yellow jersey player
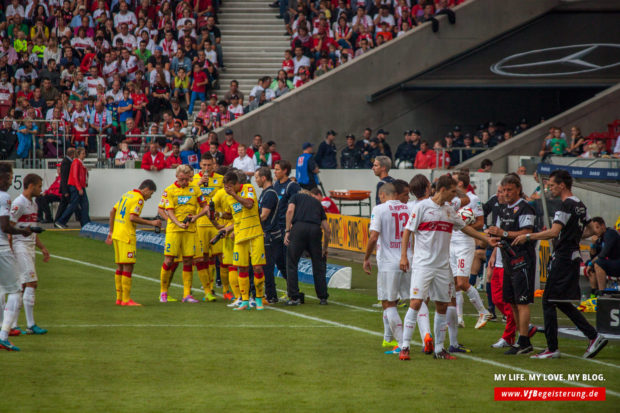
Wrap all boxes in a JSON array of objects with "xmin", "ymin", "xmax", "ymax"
[
  {"xmin": 160, "ymin": 165, "xmax": 209, "ymax": 303},
  {"xmin": 192, "ymin": 152, "xmax": 224, "ymax": 302},
  {"xmin": 222, "ymin": 170, "xmax": 266, "ymax": 310},
  {"xmin": 157, "ymin": 195, "xmax": 181, "ymax": 302},
  {"xmin": 105, "ymin": 180, "xmax": 161, "ymax": 306}
]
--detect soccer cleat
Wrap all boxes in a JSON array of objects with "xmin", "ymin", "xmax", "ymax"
[
  {"xmin": 583, "ymin": 334, "xmax": 608, "ymax": 359},
  {"xmin": 115, "ymin": 299, "xmax": 122, "ymax": 305},
  {"xmin": 423, "ymin": 333, "xmax": 434, "ymax": 354},
  {"xmin": 489, "ymin": 313, "xmax": 498, "ymax": 322},
  {"xmin": 531, "ymin": 349, "xmax": 560, "ymax": 359},
  {"xmin": 434, "ymin": 349, "xmax": 456, "ymax": 360},
  {"xmin": 233, "ymin": 300, "xmax": 250, "ymax": 311},
  {"xmin": 159, "ymin": 292, "xmax": 168, "ymax": 303},
  {"xmin": 286, "ymin": 299, "xmax": 301, "ymax": 306},
  {"xmin": 222, "ymin": 291, "xmax": 234, "ymax": 300},
  {"xmin": 9, "ymin": 327, "xmax": 25, "ymax": 336},
  {"xmin": 255, "ymin": 297, "xmax": 264, "ymax": 310},
  {"xmin": 227, "ymin": 298, "xmax": 241, "ymax": 308},
  {"xmin": 122, "ymin": 300, "xmax": 142, "ymax": 306},
  {"xmin": 491, "ymin": 338, "xmax": 512, "ymax": 348},
  {"xmin": 528, "ymin": 324, "xmax": 538, "ymax": 338},
  {"xmin": 457, "ymin": 316, "xmax": 465, "ymax": 328},
  {"xmin": 504, "ymin": 344, "xmax": 533, "ymax": 355},
  {"xmin": 203, "ymin": 292, "xmax": 217, "ymax": 302},
  {"xmin": 26, "ymin": 325, "xmax": 48, "ymax": 335},
  {"xmin": 475, "ymin": 312, "xmax": 493, "ymax": 329},
  {"xmin": 382, "ymin": 339, "xmax": 399, "ymax": 348},
  {"xmin": 385, "ymin": 346, "xmax": 401, "ymax": 355},
  {"xmin": 54, "ymin": 222, "xmax": 67, "ymax": 229},
  {"xmin": 399, "ymin": 347, "xmax": 411, "ymax": 360},
  {"xmin": 249, "ymin": 298, "xmax": 256, "ymax": 308},
  {"xmin": 0, "ymin": 339, "xmax": 20, "ymax": 351},
  {"xmin": 279, "ymin": 292, "xmax": 289, "ymax": 301},
  {"xmin": 168, "ymin": 296, "xmax": 178, "ymax": 302},
  {"xmin": 449, "ymin": 344, "xmax": 472, "ymax": 353},
  {"xmin": 397, "ymin": 301, "xmax": 408, "ymax": 308},
  {"xmin": 181, "ymin": 295, "xmax": 199, "ymax": 303}
]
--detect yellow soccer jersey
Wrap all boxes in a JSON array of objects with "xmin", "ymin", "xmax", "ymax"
[
  {"xmin": 227, "ymin": 183, "xmax": 262, "ymax": 243},
  {"xmin": 112, "ymin": 190, "xmax": 145, "ymax": 243},
  {"xmin": 192, "ymin": 172, "xmax": 223, "ymax": 227},
  {"xmin": 211, "ymin": 187, "xmax": 233, "ymax": 228},
  {"xmin": 162, "ymin": 182, "xmax": 206, "ymax": 233}
]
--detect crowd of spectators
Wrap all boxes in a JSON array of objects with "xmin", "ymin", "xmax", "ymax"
[
  {"xmin": 539, "ymin": 124, "xmax": 620, "ymax": 161},
  {"xmin": 0, "ymin": 0, "xmax": 228, "ymax": 161}
]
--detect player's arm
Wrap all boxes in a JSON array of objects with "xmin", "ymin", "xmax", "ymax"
[
  {"xmin": 363, "ymin": 230, "xmax": 379, "ymax": 274},
  {"xmin": 581, "ymin": 221, "xmax": 596, "ymax": 239},
  {"xmin": 259, "ymin": 206, "xmax": 271, "ymax": 222},
  {"xmin": 512, "ymin": 223, "xmax": 561, "ymax": 245},
  {"xmin": 0, "ymin": 216, "xmax": 32, "ymax": 237},
  {"xmin": 321, "ymin": 218, "xmax": 330, "ymax": 257},
  {"xmin": 486, "ymin": 225, "xmax": 532, "ymax": 239},
  {"xmin": 166, "ymin": 208, "xmax": 188, "ymax": 229},
  {"xmin": 35, "ymin": 234, "xmax": 50, "ymax": 262},
  {"xmin": 455, "ymin": 189, "xmax": 469, "ymax": 207},
  {"xmin": 129, "ymin": 214, "xmax": 162, "ymax": 227},
  {"xmin": 462, "ymin": 226, "xmax": 496, "ymax": 247},
  {"xmin": 399, "ymin": 228, "xmax": 412, "ymax": 272},
  {"xmin": 105, "ymin": 206, "xmax": 116, "ymax": 244},
  {"xmin": 190, "ymin": 201, "xmax": 209, "ymax": 223},
  {"xmin": 470, "ymin": 215, "xmax": 484, "ymax": 231},
  {"xmin": 230, "ymin": 190, "xmax": 254, "ymax": 209},
  {"xmin": 284, "ymin": 202, "xmax": 295, "ymax": 245}
]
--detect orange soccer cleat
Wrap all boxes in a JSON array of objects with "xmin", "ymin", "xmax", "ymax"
[{"xmin": 121, "ymin": 300, "xmax": 142, "ymax": 306}]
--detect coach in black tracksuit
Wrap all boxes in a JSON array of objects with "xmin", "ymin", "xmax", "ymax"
[
  {"xmin": 512, "ymin": 170, "xmax": 607, "ymax": 359},
  {"xmin": 284, "ymin": 191, "xmax": 331, "ymax": 305},
  {"xmin": 55, "ymin": 147, "xmax": 74, "ymax": 222}
]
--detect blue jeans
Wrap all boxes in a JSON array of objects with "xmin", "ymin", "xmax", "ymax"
[
  {"xmin": 188, "ymin": 91, "xmax": 206, "ymax": 114},
  {"xmin": 57, "ymin": 186, "xmax": 90, "ymax": 227}
]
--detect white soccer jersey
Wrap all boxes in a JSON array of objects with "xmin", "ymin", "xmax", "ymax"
[
  {"xmin": 114, "ymin": 12, "xmax": 138, "ymax": 31},
  {"xmin": 86, "ymin": 76, "xmax": 105, "ymax": 96},
  {"xmin": 0, "ymin": 191, "xmax": 11, "ymax": 248},
  {"xmin": 451, "ymin": 191, "xmax": 483, "ymax": 245},
  {"xmin": 405, "ymin": 198, "xmax": 465, "ymax": 269},
  {"xmin": 369, "ymin": 200, "xmax": 410, "ymax": 272},
  {"xmin": 113, "ymin": 33, "xmax": 138, "ymax": 51},
  {"xmin": 121, "ymin": 56, "xmax": 139, "ymax": 81},
  {"xmin": 9, "ymin": 194, "xmax": 37, "ymax": 245},
  {"xmin": 102, "ymin": 61, "xmax": 119, "ymax": 85}
]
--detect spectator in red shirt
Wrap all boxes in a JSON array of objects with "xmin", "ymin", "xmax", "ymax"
[
  {"xmin": 36, "ymin": 163, "xmax": 62, "ymax": 223},
  {"xmin": 124, "ymin": 118, "xmax": 142, "ymax": 145},
  {"xmin": 55, "ymin": 147, "xmax": 90, "ymax": 228},
  {"xmin": 141, "ymin": 142, "xmax": 166, "ymax": 171},
  {"xmin": 311, "ymin": 188, "xmax": 340, "ymax": 214},
  {"xmin": 376, "ymin": 21, "xmax": 393, "ymax": 41},
  {"xmin": 414, "ymin": 140, "xmax": 436, "ymax": 169},
  {"xmin": 268, "ymin": 140, "xmax": 281, "ymax": 165},
  {"xmin": 218, "ymin": 129, "xmax": 239, "ymax": 165},
  {"xmin": 477, "ymin": 158, "xmax": 493, "ymax": 172},
  {"xmin": 166, "ymin": 141, "xmax": 182, "ymax": 168},
  {"xmin": 433, "ymin": 140, "xmax": 450, "ymax": 169},
  {"xmin": 282, "ymin": 49, "xmax": 295, "ymax": 79},
  {"xmin": 188, "ymin": 62, "xmax": 209, "ymax": 114}
]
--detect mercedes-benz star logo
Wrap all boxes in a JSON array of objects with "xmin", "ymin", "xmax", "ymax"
[{"xmin": 490, "ymin": 43, "xmax": 620, "ymax": 77}]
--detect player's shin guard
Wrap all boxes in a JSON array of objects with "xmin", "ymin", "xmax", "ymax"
[
  {"xmin": 0, "ymin": 293, "xmax": 21, "ymax": 341},
  {"xmin": 254, "ymin": 270, "xmax": 265, "ymax": 298},
  {"xmin": 434, "ymin": 312, "xmax": 448, "ymax": 354},
  {"xmin": 386, "ymin": 306, "xmax": 403, "ymax": 344},
  {"xmin": 220, "ymin": 263, "xmax": 230, "ymax": 292},
  {"xmin": 466, "ymin": 285, "xmax": 487, "ymax": 314},
  {"xmin": 417, "ymin": 301, "xmax": 431, "ymax": 342},
  {"xmin": 182, "ymin": 265, "xmax": 193, "ymax": 298},
  {"xmin": 238, "ymin": 271, "xmax": 250, "ymax": 301},
  {"xmin": 160, "ymin": 262, "xmax": 173, "ymax": 294},
  {"xmin": 228, "ymin": 266, "xmax": 240, "ymax": 298},
  {"xmin": 23, "ymin": 287, "xmax": 36, "ymax": 328},
  {"xmin": 196, "ymin": 262, "xmax": 210, "ymax": 294},
  {"xmin": 115, "ymin": 270, "xmax": 122, "ymax": 301},
  {"xmin": 456, "ymin": 291, "xmax": 464, "ymax": 319},
  {"xmin": 383, "ymin": 310, "xmax": 393, "ymax": 342},
  {"xmin": 121, "ymin": 271, "xmax": 132, "ymax": 303},
  {"xmin": 402, "ymin": 307, "xmax": 419, "ymax": 349},
  {"xmin": 446, "ymin": 306, "xmax": 459, "ymax": 347}
]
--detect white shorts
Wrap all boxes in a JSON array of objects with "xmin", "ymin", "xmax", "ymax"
[
  {"xmin": 449, "ymin": 244, "xmax": 475, "ymax": 278},
  {"xmin": 0, "ymin": 247, "xmax": 21, "ymax": 294},
  {"xmin": 410, "ymin": 266, "xmax": 453, "ymax": 303},
  {"xmin": 377, "ymin": 270, "xmax": 410, "ymax": 301},
  {"xmin": 14, "ymin": 243, "xmax": 37, "ymax": 284}
]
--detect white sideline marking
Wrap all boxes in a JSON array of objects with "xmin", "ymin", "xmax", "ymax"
[
  {"xmin": 275, "ymin": 287, "xmax": 379, "ymax": 312},
  {"xmin": 41, "ymin": 252, "xmax": 620, "ymax": 395},
  {"xmin": 48, "ymin": 324, "xmax": 335, "ymax": 329}
]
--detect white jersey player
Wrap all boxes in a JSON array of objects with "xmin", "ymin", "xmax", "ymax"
[
  {"xmin": 398, "ymin": 175, "xmax": 495, "ymax": 361},
  {"xmin": 364, "ymin": 183, "xmax": 410, "ymax": 354},
  {"xmin": 0, "ymin": 163, "xmax": 33, "ymax": 351},
  {"xmin": 9, "ymin": 174, "xmax": 49, "ymax": 335}
]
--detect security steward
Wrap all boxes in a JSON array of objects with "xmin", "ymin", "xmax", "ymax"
[
  {"xmin": 295, "ymin": 142, "xmax": 319, "ymax": 190},
  {"xmin": 284, "ymin": 189, "xmax": 331, "ymax": 305},
  {"xmin": 255, "ymin": 167, "xmax": 282, "ymax": 303}
]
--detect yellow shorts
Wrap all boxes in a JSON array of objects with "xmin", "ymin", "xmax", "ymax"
[
  {"xmin": 197, "ymin": 226, "xmax": 222, "ymax": 256},
  {"xmin": 164, "ymin": 231, "xmax": 197, "ymax": 258},
  {"xmin": 222, "ymin": 237, "xmax": 234, "ymax": 266},
  {"xmin": 114, "ymin": 239, "xmax": 136, "ymax": 264},
  {"xmin": 233, "ymin": 236, "xmax": 266, "ymax": 267}
]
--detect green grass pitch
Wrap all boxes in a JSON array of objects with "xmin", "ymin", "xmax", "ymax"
[{"xmin": 2, "ymin": 231, "xmax": 619, "ymax": 412}]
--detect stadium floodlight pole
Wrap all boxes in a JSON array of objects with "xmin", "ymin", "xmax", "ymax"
[{"xmin": 537, "ymin": 167, "xmax": 553, "ymax": 255}]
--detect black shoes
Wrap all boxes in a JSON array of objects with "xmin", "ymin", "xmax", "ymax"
[
  {"xmin": 319, "ymin": 299, "xmax": 328, "ymax": 305},
  {"xmin": 286, "ymin": 299, "xmax": 301, "ymax": 306}
]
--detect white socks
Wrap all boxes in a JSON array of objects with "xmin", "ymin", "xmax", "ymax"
[
  {"xmin": 402, "ymin": 307, "xmax": 419, "ymax": 349},
  {"xmin": 466, "ymin": 285, "xmax": 488, "ymax": 314},
  {"xmin": 456, "ymin": 291, "xmax": 464, "ymax": 318},
  {"xmin": 0, "ymin": 294, "xmax": 5, "ymax": 325},
  {"xmin": 417, "ymin": 301, "xmax": 431, "ymax": 342},
  {"xmin": 446, "ymin": 306, "xmax": 459, "ymax": 347},
  {"xmin": 385, "ymin": 306, "xmax": 403, "ymax": 345},
  {"xmin": 434, "ymin": 312, "xmax": 448, "ymax": 353},
  {"xmin": 23, "ymin": 287, "xmax": 35, "ymax": 328},
  {"xmin": 382, "ymin": 310, "xmax": 393, "ymax": 342},
  {"xmin": 0, "ymin": 293, "xmax": 21, "ymax": 341}
]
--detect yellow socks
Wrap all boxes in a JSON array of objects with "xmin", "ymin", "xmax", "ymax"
[
  {"xmin": 196, "ymin": 261, "xmax": 210, "ymax": 294},
  {"xmin": 229, "ymin": 266, "xmax": 240, "ymax": 299},
  {"xmin": 238, "ymin": 270, "xmax": 250, "ymax": 301},
  {"xmin": 160, "ymin": 263, "xmax": 172, "ymax": 294},
  {"xmin": 254, "ymin": 269, "xmax": 265, "ymax": 299},
  {"xmin": 220, "ymin": 264, "xmax": 230, "ymax": 293},
  {"xmin": 121, "ymin": 272, "xmax": 132, "ymax": 303},
  {"xmin": 115, "ymin": 270, "xmax": 122, "ymax": 301},
  {"xmin": 182, "ymin": 265, "xmax": 193, "ymax": 297}
]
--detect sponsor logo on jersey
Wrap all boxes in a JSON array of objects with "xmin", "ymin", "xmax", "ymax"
[
  {"xmin": 177, "ymin": 196, "xmax": 191, "ymax": 204},
  {"xmin": 513, "ymin": 207, "xmax": 519, "ymax": 213},
  {"xmin": 189, "ymin": 188, "xmax": 194, "ymax": 193},
  {"xmin": 247, "ymin": 186, "xmax": 253, "ymax": 192},
  {"xmin": 413, "ymin": 288, "xmax": 419, "ymax": 295},
  {"xmin": 212, "ymin": 179, "xmax": 218, "ymax": 184},
  {"xmin": 201, "ymin": 187, "xmax": 214, "ymax": 196},
  {"xmin": 162, "ymin": 191, "xmax": 167, "ymax": 197},
  {"xmin": 127, "ymin": 252, "xmax": 134, "ymax": 258},
  {"xmin": 138, "ymin": 199, "xmax": 143, "ymax": 205},
  {"xmin": 133, "ymin": 206, "xmax": 140, "ymax": 213},
  {"xmin": 232, "ymin": 202, "xmax": 242, "ymax": 213}
]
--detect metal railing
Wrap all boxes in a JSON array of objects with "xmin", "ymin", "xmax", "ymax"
[{"xmin": 13, "ymin": 119, "xmax": 68, "ymax": 169}]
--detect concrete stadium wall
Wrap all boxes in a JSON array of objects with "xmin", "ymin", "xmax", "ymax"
[
  {"xmin": 13, "ymin": 167, "xmax": 618, "ymax": 225},
  {"xmin": 458, "ymin": 83, "xmax": 620, "ymax": 172},
  {"xmin": 202, "ymin": 0, "xmax": 559, "ymax": 162}
]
